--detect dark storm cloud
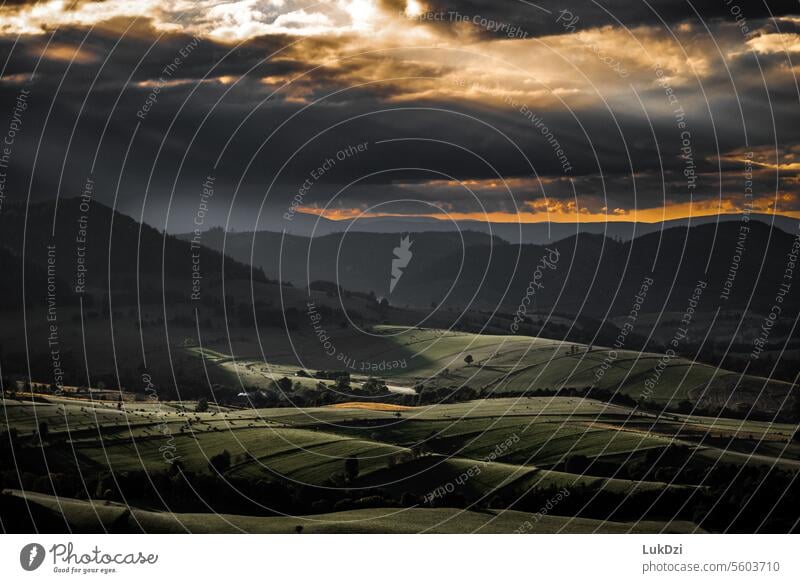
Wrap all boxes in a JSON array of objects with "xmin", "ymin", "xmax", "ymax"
[
  {"xmin": 416, "ymin": 0, "xmax": 799, "ymax": 39},
  {"xmin": 0, "ymin": 1, "xmax": 798, "ymax": 227},
  {"xmin": 0, "ymin": 24, "xmax": 300, "ymax": 85}
]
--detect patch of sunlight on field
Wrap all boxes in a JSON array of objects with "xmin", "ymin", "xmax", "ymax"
[{"xmin": 327, "ymin": 402, "xmax": 416, "ymax": 412}]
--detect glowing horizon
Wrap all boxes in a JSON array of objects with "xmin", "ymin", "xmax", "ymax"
[{"xmin": 296, "ymin": 201, "xmax": 800, "ymax": 224}]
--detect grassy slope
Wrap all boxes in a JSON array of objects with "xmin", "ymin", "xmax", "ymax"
[
  {"xmin": 208, "ymin": 325, "xmax": 796, "ymax": 414},
  {"xmin": 6, "ymin": 490, "xmax": 703, "ymax": 534},
  {"xmin": 365, "ymin": 327, "xmax": 794, "ymax": 411},
  {"xmin": 4, "ymin": 389, "xmax": 797, "ymax": 533}
]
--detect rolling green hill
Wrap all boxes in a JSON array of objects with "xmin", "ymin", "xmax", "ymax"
[
  {"xmin": 1, "ymin": 490, "xmax": 704, "ymax": 534},
  {"xmin": 204, "ymin": 325, "xmax": 797, "ymax": 416}
]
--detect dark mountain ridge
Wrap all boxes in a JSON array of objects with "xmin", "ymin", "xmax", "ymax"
[{"xmin": 181, "ymin": 219, "xmax": 800, "ymax": 317}]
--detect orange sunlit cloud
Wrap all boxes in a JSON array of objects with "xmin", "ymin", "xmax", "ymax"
[
  {"xmin": 38, "ymin": 43, "xmax": 99, "ymax": 64},
  {"xmin": 2, "ymin": 1, "xmax": 799, "ymax": 219},
  {"xmin": 297, "ymin": 197, "xmax": 800, "ymax": 224}
]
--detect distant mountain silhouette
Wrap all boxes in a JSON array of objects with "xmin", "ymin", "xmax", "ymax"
[
  {"xmin": 2, "ymin": 201, "xmax": 797, "ymax": 390},
  {"xmin": 260, "ymin": 210, "xmax": 798, "ymax": 245},
  {"xmin": 0, "ymin": 245, "xmax": 71, "ymax": 310},
  {"xmin": 0, "ymin": 198, "xmax": 265, "ymax": 308},
  {"xmin": 182, "ymin": 220, "xmax": 800, "ymax": 317},
  {"xmin": 180, "ymin": 228, "xmax": 504, "ymax": 297},
  {"xmin": 394, "ymin": 221, "xmax": 800, "ymax": 317}
]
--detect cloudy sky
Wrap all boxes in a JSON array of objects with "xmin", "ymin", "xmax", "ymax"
[{"xmin": 0, "ymin": 0, "xmax": 798, "ymax": 231}]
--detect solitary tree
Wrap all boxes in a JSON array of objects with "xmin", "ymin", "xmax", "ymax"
[
  {"xmin": 345, "ymin": 456, "xmax": 360, "ymax": 483},
  {"xmin": 195, "ymin": 397, "xmax": 209, "ymax": 412},
  {"xmin": 38, "ymin": 421, "xmax": 49, "ymax": 443},
  {"xmin": 277, "ymin": 377, "xmax": 293, "ymax": 393},
  {"xmin": 564, "ymin": 454, "xmax": 589, "ymax": 474},
  {"xmin": 208, "ymin": 450, "xmax": 232, "ymax": 474},
  {"xmin": 464, "ymin": 354, "xmax": 474, "ymax": 366}
]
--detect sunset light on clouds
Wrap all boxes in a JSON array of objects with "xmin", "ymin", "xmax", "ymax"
[{"xmin": 1, "ymin": 0, "xmax": 798, "ymax": 227}]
